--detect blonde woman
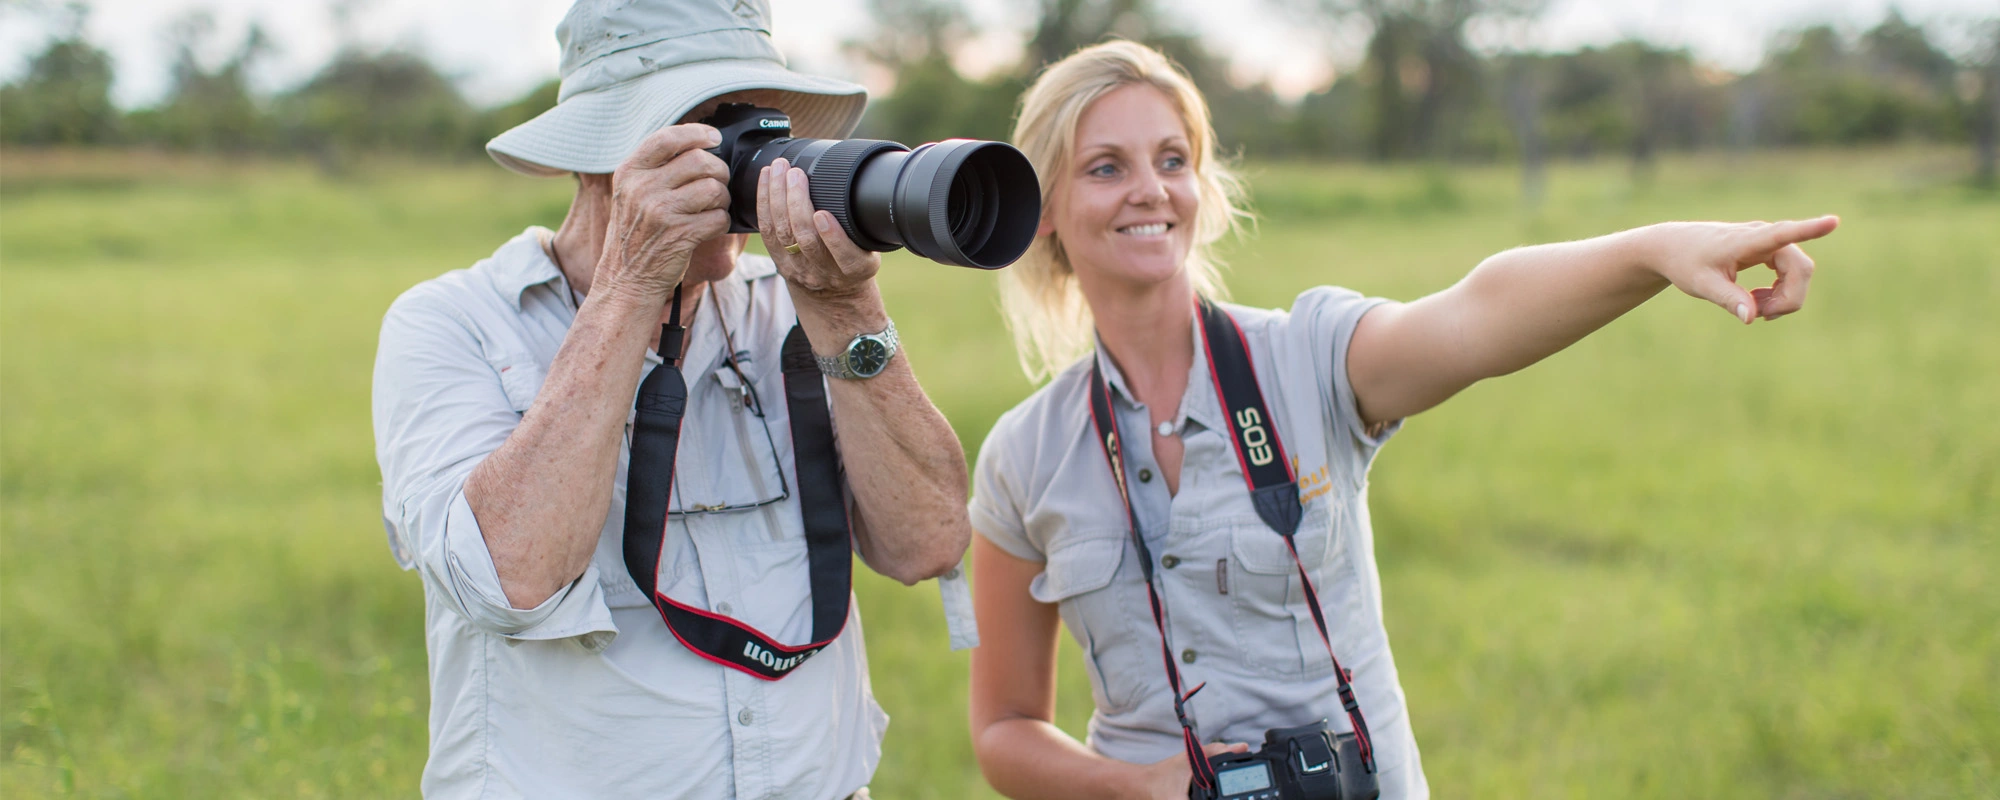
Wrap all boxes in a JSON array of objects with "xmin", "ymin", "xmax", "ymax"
[{"xmin": 965, "ymin": 41, "xmax": 1835, "ymax": 799}]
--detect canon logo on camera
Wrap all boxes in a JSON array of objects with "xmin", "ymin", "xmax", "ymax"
[{"xmin": 757, "ymin": 118, "xmax": 790, "ymax": 129}]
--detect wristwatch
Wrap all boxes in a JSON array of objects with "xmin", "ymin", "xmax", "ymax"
[{"xmin": 816, "ymin": 320, "xmax": 898, "ymax": 380}]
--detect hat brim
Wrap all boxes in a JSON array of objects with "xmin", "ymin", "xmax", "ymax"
[{"xmin": 488, "ymin": 58, "xmax": 868, "ymax": 177}]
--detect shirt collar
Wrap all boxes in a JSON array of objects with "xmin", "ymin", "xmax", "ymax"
[
  {"xmin": 1089, "ymin": 306, "xmax": 1224, "ymax": 434},
  {"xmin": 489, "ymin": 227, "xmax": 566, "ymax": 311}
]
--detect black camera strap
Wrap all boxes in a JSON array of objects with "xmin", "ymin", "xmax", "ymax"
[
  {"xmin": 1086, "ymin": 297, "xmax": 1377, "ymax": 780},
  {"xmin": 1088, "ymin": 357, "xmax": 1221, "ymax": 794},
  {"xmin": 622, "ymin": 286, "xmax": 853, "ymax": 680}
]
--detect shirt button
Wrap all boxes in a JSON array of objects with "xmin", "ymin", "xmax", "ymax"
[
  {"xmin": 942, "ymin": 565, "xmax": 961, "ymax": 580},
  {"xmin": 1156, "ymin": 421, "xmax": 1174, "ymax": 437},
  {"xmin": 1161, "ymin": 555, "xmax": 1180, "ymax": 568},
  {"xmin": 738, "ymin": 708, "xmax": 754, "ymax": 726},
  {"xmin": 716, "ymin": 602, "xmax": 732, "ymax": 615},
  {"xmin": 1138, "ymin": 468, "xmax": 1154, "ymax": 483},
  {"xmin": 1181, "ymin": 649, "xmax": 1197, "ymax": 664}
]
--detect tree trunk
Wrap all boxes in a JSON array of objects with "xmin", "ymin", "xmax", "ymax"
[
  {"xmin": 1978, "ymin": 56, "xmax": 1998, "ymax": 188},
  {"xmin": 1414, "ymin": 31, "xmax": 1469, "ymax": 157},
  {"xmin": 1368, "ymin": 18, "xmax": 1410, "ymax": 160},
  {"xmin": 1503, "ymin": 60, "xmax": 1545, "ymax": 208},
  {"xmin": 1728, "ymin": 78, "xmax": 1762, "ymax": 160}
]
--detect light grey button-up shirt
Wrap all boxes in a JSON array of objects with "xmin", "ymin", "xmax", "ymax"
[
  {"xmin": 372, "ymin": 228, "xmax": 887, "ymax": 799},
  {"xmin": 968, "ymin": 288, "xmax": 1430, "ymax": 799}
]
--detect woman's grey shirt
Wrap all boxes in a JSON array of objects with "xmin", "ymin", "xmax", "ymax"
[{"xmin": 969, "ymin": 288, "xmax": 1429, "ymax": 798}]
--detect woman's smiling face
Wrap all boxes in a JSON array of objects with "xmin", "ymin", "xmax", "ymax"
[{"xmin": 1046, "ymin": 83, "xmax": 1200, "ymax": 291}]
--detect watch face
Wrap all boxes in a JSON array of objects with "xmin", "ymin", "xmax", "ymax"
[{"xmin": 848, "ymin": 337, "xmax": 891, "ymax": 377}]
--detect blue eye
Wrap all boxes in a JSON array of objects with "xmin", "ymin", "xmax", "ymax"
[
  {"xmin": 1089, "ymin": 163, "xmax": 1119, "ymax": 178},
  {"xmin": 1162, "ymin": 155, "xmax": 1187, "ymax": 171}
]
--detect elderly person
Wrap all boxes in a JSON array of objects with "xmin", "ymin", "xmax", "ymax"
[{"xmin": 370, "ymin": 1, "xmax": 970, "ymax": 797}]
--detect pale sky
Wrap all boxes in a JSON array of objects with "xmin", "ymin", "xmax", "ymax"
[{"xmin": 1, "ymin": 0, "xmax": 1994, "ymax": 108}]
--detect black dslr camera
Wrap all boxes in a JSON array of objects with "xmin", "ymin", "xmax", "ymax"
[
  {"xmin": 1194, "ymin": 721, "xmax": 1378, "ymax": 800},
  {"xmin": 698, "ymin": 103, "xmax": 1040, "ymax": 270}
]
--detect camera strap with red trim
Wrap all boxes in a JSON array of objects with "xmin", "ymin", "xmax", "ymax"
[
  {"xmin": 1085, "ymin": 297, "xmax": 1377, "ymax": 782},
  {"xmin": 622, "ymin": 287, "xmax": 852, "ymax": 680}
]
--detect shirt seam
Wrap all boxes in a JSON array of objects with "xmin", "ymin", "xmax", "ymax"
[{"xmin": 477, "ymin": 628, "xmax": 492, "ymax": 799}]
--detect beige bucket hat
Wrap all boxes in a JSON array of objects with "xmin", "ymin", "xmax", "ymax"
[{"xmin": 487, "ymin": 0, "xmax": 869, "ymax": 177}]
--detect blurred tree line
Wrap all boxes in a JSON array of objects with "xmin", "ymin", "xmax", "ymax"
[{"xmin": 4, "ymin": 0, "xmax": 1996, "ymax": 184}]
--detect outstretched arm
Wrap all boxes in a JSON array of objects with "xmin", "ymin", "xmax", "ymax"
[{"xmin": 1348, "ymin": 216, "xmax": 1838, "ymax": 424}]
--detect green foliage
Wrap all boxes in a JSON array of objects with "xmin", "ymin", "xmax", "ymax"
[
  {"xmin": 0, "ymin": 18, "xmax": 119, "ymax": 146},
  {"xmin": 2, "ymin": 147, "xmax": 1994, "ymax": 797},
  {"xmin": 1756, "ymin": 22, "xmax": 1966, "ymax": 146},
  {"xmin": 274, "ymin": 49, "xmax": 486, "ymax": 160},
  {"xmin": 124, "ymin": 14, "xmax": 274, "ymax": 152},
  {"xmin": 483, "ymin": 79, "xmax": 561, "ymax": 138},
  {"xmin": 2, "ymin": 2, "xmax": 1992, "ymax": 172}
]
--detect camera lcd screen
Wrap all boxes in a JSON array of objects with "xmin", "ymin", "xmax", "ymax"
[{"xmin": 1216, "ymin": 761, "xmax": 1273, "ymax": 795}]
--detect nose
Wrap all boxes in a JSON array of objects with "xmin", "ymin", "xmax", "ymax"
[{"xmin": 1128, "ymin": 165, "xmax": 1169, "ymax": 207}]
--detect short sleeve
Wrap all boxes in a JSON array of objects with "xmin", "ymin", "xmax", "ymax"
[
  {"xmin": 1291, "ymin": 286, "xmax": 1401, "ymax": 475},
  {"xmin": 967, "ymin": 413, "xmax": 1045, "ymax": 563},
  {"xmin": 372, "ymin": 289, "xmax": 617, "ymax": 645}
]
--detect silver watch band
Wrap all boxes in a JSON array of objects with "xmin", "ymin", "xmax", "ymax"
[{"xmin": 815, "ymin": 319, "xmax": 898, "ymax": 379}]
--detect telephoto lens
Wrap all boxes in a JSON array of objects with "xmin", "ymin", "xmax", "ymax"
[{"xmin": 702, "ymin": 104, "xmax": 1040, "ymax": 270}]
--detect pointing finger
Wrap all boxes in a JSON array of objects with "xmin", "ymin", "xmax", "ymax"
[{"xmin": 1760, "ymin": 215, "xmax": 1839, "ymax": 251}]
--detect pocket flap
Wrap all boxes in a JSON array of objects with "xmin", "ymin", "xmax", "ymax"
[
  {"xmin": 494, "ymin": 356, "xmax": 547, "ymax": 413},
  {"xmin": 1230, "ymin": 510, "xmax": 1331, "ymax": 575},
  {"xmin": 1030, "ymin": 537, "xmax": 1125, "ymax": 604}
]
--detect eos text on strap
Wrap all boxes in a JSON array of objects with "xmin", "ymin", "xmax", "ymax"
[
  {"xmin": 1086, "ymin": 297, "xmax": 1379, "ymax": 800},
  {"xmin": 622, "ymin": 286, "xmax": 853, "ymax": 680}
]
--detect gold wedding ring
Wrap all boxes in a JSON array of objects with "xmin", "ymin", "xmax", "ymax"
[{"xmin": 783, "ymin": 242, "xmax": 803, "ymax": 254}]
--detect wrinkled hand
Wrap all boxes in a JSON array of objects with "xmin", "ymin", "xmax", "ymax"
[
  {"xmin": 757, "ymin": 157, "xmax": 882, "ymax": 300},
  {"xmin": 1649, "ymin": 216, "xmax": 1839, "ymax": 324},
  {"xmin": 595, "ymin": 124, "xmax": 732, "ymax": 300},
  {"xmin": 1132, "ymin": 741, "xmax": 1250, "ymax": 800}
]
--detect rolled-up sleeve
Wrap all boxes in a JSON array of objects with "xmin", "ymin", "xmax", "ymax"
[
  {"xmin": 372, "ymin": 287, "xmax": 617, "ymax": 643},
  {"xmin": 968, "ymin": 411, "xmax": 1044, "ymax": 564},
  {"xmin": 1292, "ymin": 286, "xmax": 1402, "ymax": 471}
]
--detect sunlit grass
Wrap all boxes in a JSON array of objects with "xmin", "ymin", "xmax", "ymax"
[{"xmin": 3, "ymin": 146, "xmax": 1994, "ymax": 797}]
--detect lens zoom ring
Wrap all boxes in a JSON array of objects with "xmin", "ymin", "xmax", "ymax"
[{"xmin": 807, "ymin": 139, "xmax": 905, "ymax": 251}]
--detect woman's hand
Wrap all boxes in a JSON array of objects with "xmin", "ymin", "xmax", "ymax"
[
  {"xmin": 756, "ymin": 156, "xmax": 883, "ymax": 302},
  {"xmin": 1645, "ymin": 216, "xmax": 1838, "ymax": 324},
  {"xmin": 1129, "ymin": 741, "xmax": 1251, "ymax": 800}
]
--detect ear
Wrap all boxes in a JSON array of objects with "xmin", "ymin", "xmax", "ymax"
[{"xmin": 1036, "ymin": 200, "xmax": 1057, "ymax": 238}]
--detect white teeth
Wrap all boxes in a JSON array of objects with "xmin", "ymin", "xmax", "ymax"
[{"xmin": 1119, "ymin": 223, "xmax": 1170, "ymax": 236}]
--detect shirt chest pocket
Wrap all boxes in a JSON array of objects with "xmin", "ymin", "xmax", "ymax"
[
  {"xmin": 488, "ymin": 352, "xmax": 547, "ymax": 413},
  {"xmin": 1031, "ymin": 535, "xmax": 1152, "ymax": 715},
  {"xmin": 1226, "ymin": 505, "xmax": 1355, "ymax": 678}
]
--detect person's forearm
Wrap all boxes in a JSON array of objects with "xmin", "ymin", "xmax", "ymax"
[
  {"xmin": 975, "ymin": 717, "xmax": 1152, "ymax": 800},
  {"xmin": 1355, "ymin": 226, "xmax": 1670, "ymax": 421},
  {"xmin": 1446, "ymin": 226, "xmax": 1670, "ymax": 378},
  {"xmin": 464, "ymin": 281, "xmax": 667, "ymax": 609},
  {"xmin": 791, "ymin": 283, "xmax": 971, "ymax": 585}
]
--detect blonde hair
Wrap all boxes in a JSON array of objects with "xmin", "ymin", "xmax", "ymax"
[{"xmin": 1002, "ymin": 40, "xmax": 1251, "ymax": 382}]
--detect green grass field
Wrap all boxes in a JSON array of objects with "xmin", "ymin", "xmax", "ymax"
[{"xmin": 3, "ymin": 146, "xmax": 1995, "ymax": 798}]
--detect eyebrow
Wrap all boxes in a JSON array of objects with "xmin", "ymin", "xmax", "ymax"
[{"xmin": 1077, "ymin": 136, "xmax": 1190, "ymax": 159}]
